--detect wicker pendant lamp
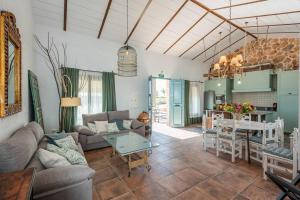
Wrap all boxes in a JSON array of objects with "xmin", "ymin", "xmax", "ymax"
[{"xmin": 117, "ymin": 0, "xmax": 137, "ymax": 77}]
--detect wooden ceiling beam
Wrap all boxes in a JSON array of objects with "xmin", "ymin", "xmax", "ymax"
[
  {"xmin": 97, "ymin": 0, "xmax": 112, "ymax": 39},
  {"xmin": 203, "ymin": 35, "xmax": 247, "ymax": 62},
  {"xmin": 212, "ymin": 0, "xmax": 267, "ymax": 11},
  {"xmin": 124, "ymin": 0, "xmax": 153, "ymax": 45},
  {"xmin": 190, "ymin": 0, "xmax": 257, "ymax": 39},
  {"xmin": 146, "ymin": 0, "xmax": 189, "ymax": 50},
  {"xmin": 231, "ymin": 10, "xmax": 300, "ymax": 20},
  {"xmin": 242, "ymin": 22, "xmax": 300, "ymax": 28},
  {"xmin": 63, "ymin": 0, "xmax": 67, "ymax": 31},
  {"xmin": 179, "ymin": 21, "xmax": 225, "ymax": 57},
  {"xmin": 163, "ymin": 12, "xmax": 208, "ymax": 54},
  {"xmin": 192, "ymin": 28, "xmax": 238, "ymax": 60}
]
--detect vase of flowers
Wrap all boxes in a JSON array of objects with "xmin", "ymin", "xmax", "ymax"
[{"xmin": 222, "ymin": 102, "xmax": 254, "ymax": 120}]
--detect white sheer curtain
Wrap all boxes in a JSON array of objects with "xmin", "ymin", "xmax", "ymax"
[
  {"xmin": 189, "ymin": 82, "xmax": 201, "ymax": 118},
  {"xmin": 77, "ymin": 71, "xmax": 102, "ymax": 125}
]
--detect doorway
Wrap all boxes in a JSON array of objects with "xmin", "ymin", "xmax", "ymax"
[{"xmin": 151, "ymin": 78, "xmax": 170, "ymax": 125}]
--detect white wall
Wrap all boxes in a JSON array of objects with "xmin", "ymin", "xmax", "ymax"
[
  {"xmin": 0, "ymin": 0, "xmax": 35, "ymax": 141},
  {"xmin": 34, "ymin": 24, "xmax": 210, "ymax": 132}
]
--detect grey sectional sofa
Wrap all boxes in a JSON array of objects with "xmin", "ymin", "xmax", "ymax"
[
  {"xmin": 75, "ymin": 110, "xmax": 145, "ymax": 151},
  {"xmin": 0, "ymin": 122, "xmax": 95, "ymax": 200}
]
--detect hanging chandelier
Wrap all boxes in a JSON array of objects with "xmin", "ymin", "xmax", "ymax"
[
  {"xmin": 117, "ymin": 0, "xmax": 137, "ymax": 77},
  {"xmin": 212, "ymin": 0, "xmax": 248, "ymax": 78}
]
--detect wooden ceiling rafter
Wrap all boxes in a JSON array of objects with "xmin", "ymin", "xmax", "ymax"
[
  {"xmin": 97, "ymin": 0, "xmax": 112, "ymax": 39},
  {"xmin": 231, "ymin": 10, "xmax": 300, "ymax": 20},
  {"xmin": 190, "ymin": 0, "xmax": 257, "ymax": 39},
  {"xmin": 163, "ymin": 12, "xmax": 208, "ymax": 54},
  {"xmin": 192, "ymin": 28, "xmax": 238, "ymax": 60},
  {"xmin": 179, "ymin": 21, "xmax": 225, "ymax": 57},
  {"xmin": 242, "ymin": 22, "xmax": 300, "ymax": 28},
  {"xmin": 124, "ymin": 0, "xmax": 153, "ymax": 45},
  {"xmin": 63, "ymin": 0, "xmax": 67, "ymax": 31},
  {"xmin": 213, "ymin": 0, "xmax": 267, "ymax": 11},
  {"xmin": 145, "ymin": 0, "xmax": 189, "ymax": 50},
  {"xmin": 203, "ymin": 35, "xmax": 248, "ymax": 62}
]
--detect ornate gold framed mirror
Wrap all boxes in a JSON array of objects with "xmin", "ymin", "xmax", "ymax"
[{"xmin": 0, "ymin": 11, "xmax": 22, "ymax": 117}]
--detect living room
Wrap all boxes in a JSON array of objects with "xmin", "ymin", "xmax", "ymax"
[{"xmin": 0, "ymin": 0, "xmax": 299, "ymax": 200}]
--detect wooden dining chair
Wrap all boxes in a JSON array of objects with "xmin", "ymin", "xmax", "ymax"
[
  {"xmin": 202, "ymin": 113, "xmax": 224, "ymax": 151},
  {"xmin": 247, "ymin": 121, "xmax": 279, "ymax": 163},
  {"xmin": 263, "ymin": 128, "xmax": 299, "ymax": 181},
  {"xmin": 275, "ymin": 117, "xmax": 285, "ymax": 147},
  {"xmin": 216, "ymin": 119, "xmax": 243, "ymax": 163}
]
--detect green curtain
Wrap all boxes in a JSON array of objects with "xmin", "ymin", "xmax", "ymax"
[
  {"xmin": 184, "ymin": 80, "xmax": 190, "ymax": 126},
  {"xmin": 61, "ymin": 67, "xmax": 79, "ymax": 132},
  {"xmin": 102, "ymin": 72, "xmax": 117, "ymax": 112}
]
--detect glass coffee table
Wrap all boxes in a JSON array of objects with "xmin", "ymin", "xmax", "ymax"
[{"xmin": 103, "ymin": 131, "xmax": 152, "ymax": 177}]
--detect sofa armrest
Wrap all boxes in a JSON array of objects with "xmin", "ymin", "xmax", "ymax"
[
  {"xmin": 131, "ymin": 120, "xmax": 145, "ymax": 136},
  {"xmin": 74, "ymin": 125, "xmax": 95, "ymax": 136},
  {"xmin": 33, "ymin": 165, "xmax": 95, "ymax": 195}
]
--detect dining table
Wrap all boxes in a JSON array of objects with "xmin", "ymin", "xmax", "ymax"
[{"xmin": 221, "ymin": 119, "xmax": 269, "ymax": 164}]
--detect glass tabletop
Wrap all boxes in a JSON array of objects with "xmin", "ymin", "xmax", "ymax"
[{"xmin": 103, "ymin": 131, "xmax": 152, "ymax": 156}]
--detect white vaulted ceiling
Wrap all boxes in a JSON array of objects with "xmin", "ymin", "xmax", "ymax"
[{"xmin": 32, "ymin": 0, "xmax": 300, "ymax": 63}]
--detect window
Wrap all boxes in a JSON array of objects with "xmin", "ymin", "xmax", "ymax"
[
  {"xmin": 77, "ymin": 71, "xmax": 102, "ymax": 125},
  {"xmin": 189, "ymin": 82, "xmax": 201, "ymax": 118}
]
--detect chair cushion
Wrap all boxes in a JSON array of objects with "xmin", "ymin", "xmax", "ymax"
[
  {"xmin": 218, "ymin": 133, "xmax": 242, "ymax": 140},
  {"xmin": 249, "ymin": 135, "xmax": 275, "ymax": 144},
  {"xmin": 236, "ymin": 129, "xmax": 248, "ymax": 133},
  {"xmin": 205, "ymin": 129, "xmax": 217, "ymax": 134},
  {"xmin": 263, "ymin": 146, "xmax": 293, "ymax": 160},
  {"xmin": 82, "ymin": 112, "xmax": 108, "ymax": 126}
]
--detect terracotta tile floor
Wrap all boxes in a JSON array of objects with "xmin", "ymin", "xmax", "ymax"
[{"xmin": 85, "ymin": 127, "xmax": 282, "ymax": 200}]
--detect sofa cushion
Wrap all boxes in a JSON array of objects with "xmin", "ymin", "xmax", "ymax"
[
  {"xmin": 123, "ymin": 120, "xmax": 132, "ymax": 130},
  {"xmin": 108, "ymin": 110, "xmax": 129, "ymax": 122},
  {"xmin": 95, "ymin": 121, "xmax": 108, "ymax": 132},
  {"xmin": 55, "ymin": 135, "xmax": 78, "ymax": 151},
  {"xmin": 83, "ymin": 113, "xmax": 108, "ymax": 126},
  {"xmin": 107, "ymin": 122, "xmax": 119, "ymax": 132},
  {"xmin": 110, "ymin": 119, "xmax": 126, "ymax": 130},
  {"xmin": 0, "ymin": 127, "xmax": 37, "ymax": 172},
  {"xmin": 47, "ymin": 144, "xmax": 87, "ymax": 165},
  {"xmin": 26, "ymin": 152, "xmax": 46, "ymax": 172},
  {"xmin": 38, "ymin": 148, "xmax": 71, "ymax": 168},
  {"xmin": 27, "ymin": 122, "xmax": 44, "ymax": 143}
]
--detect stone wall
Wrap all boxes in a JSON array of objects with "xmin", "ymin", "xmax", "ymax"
[{"xmin": 233, "ymin": 38, "xmax": 299, "ymax": 70}]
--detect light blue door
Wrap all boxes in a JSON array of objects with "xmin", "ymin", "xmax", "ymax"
[{"xmin": 169, "ymin": 79, "xmax": 185, "ymax": 127}]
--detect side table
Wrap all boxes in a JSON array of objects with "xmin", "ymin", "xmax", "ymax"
[{"xmin": 0, "ymin": 168, "xmax": 36, "ymax": 200}]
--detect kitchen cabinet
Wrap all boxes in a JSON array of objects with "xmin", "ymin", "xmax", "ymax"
[
  {"xmin": 277, "ymin": 70, "xmax": 299, "ymax": 132},
  {"xmin": 278, "ymin": 94, "xmax": 298, "ymax": 132},
  {"xmin": 277, "ymin": 70, "xmax": 298, "ymax": 95},
  {"xmin": 233, "ymin": 70, "xmax": 273, "ymax": 92},
  {"xmin": 204, "ymin": 78, "xmax": 232, "ymax": 102}
]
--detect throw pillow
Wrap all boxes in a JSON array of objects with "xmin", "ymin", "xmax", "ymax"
[
  {"xmin": 107, "ymin": 122, "xmax": 119, "ymax": 132},
  {"xmin": 87, "ymin": 123, "xmax": 97, "ymax": 133},
  {"xmin": 55, "ymin": 135, "xmax": 78, "ymax": 151},
  {"xmin": 123, "ymin": 120, "xmax": 132, "ymax": 130},
  {"xmin": 38, "ymin": 148, "xmax": 71, "ymax": 168},
  {"xmin": 94, "ymin": 121, "xmax": 108, "ymax": 133},
  {"xmin": 111, "ymin": 119, "xmax": 125, "ymax": 130},
  {"xmin": 47, "ymin": 144, "xmax": 87, "ymax": 165},
  {"xmin": 45, "ymin": 131, "xmax": 67, "ymax": 145}
]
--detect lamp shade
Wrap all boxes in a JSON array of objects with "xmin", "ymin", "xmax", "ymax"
[
  {"xmin": 236, "ymin": 54, "xmax": 243, "ymax": 63},
  {"xmin": 61, "ymin": 97, "xmax": 81, "ymax": 107},
  {"xmin": 118, "ymin": 45, "xmax": 137, "ymax": 77},
  {"xmin": 219, "ymin": 55, "xmax": 227, "ymax": 64},
  {"xmin": 213, "ymin": 63, "xmax": 220, "ymax": 70}
]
